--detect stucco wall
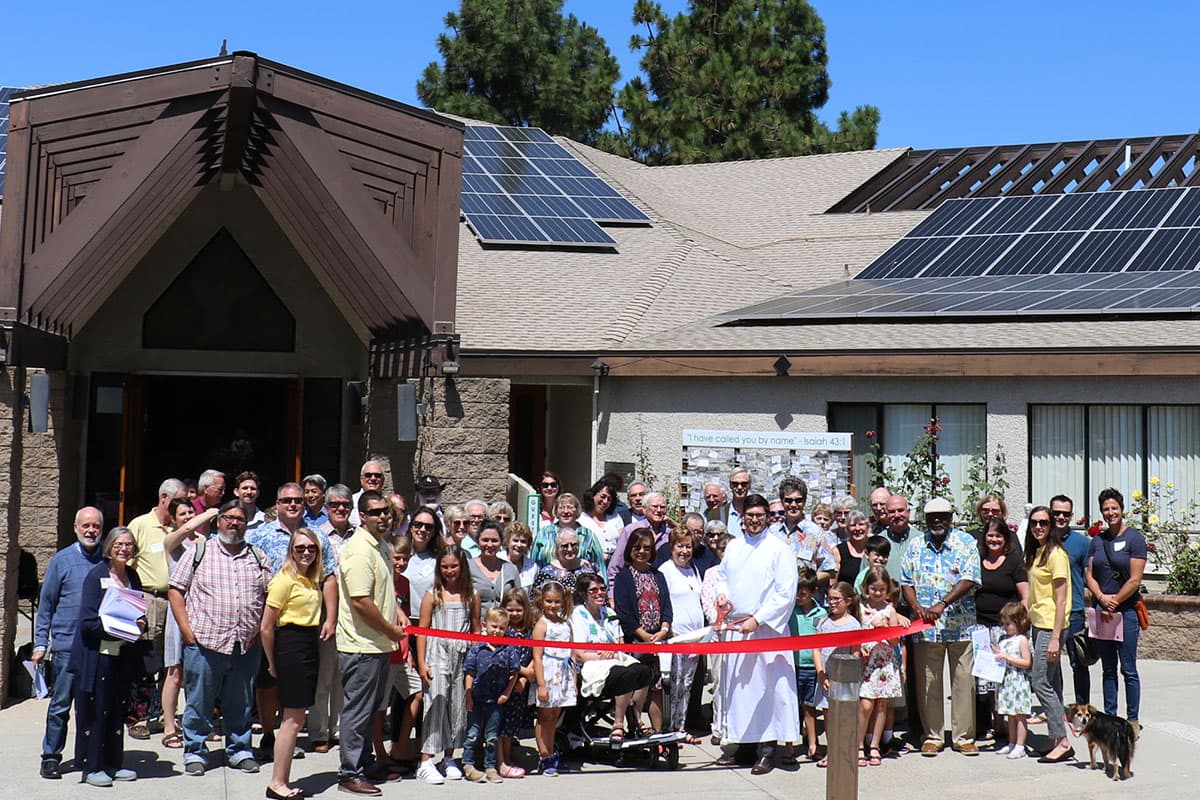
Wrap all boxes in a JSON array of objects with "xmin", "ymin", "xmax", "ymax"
[{"xmin": 595, "ymin": 374, "xmax": 1200, "ymax": 512}]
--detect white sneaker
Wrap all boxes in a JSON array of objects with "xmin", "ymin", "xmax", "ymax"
[
  {"xmin": 417, "ymin": 761, "xmax": 445, "ymax": 785},
  {"xmin": 442, "ymin": 758, "xmax": 463, "ymax": 781},
  {"xmin": 995, "ymin": 744, "xmax": 1013, "ymax": 755},
  {"xmin": 1006, "ymin": 747, "xmax": 1027, "ymax": 760}
]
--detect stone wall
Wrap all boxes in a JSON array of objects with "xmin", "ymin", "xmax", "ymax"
[
  {"xmin": 0, "ymin": 369, "xmax": 18, "ymax": 703},
  {"xmin": 415, "ymin": 377, "xmax": 510, "ymax": 505},
  {"xmin": 1139, "ymin": 595, "xmax": 1200, "ymax": 662}
]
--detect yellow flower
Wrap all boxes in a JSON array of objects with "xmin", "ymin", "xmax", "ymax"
[
  {"xmin": 1149, "ymin": 514, "xmax": 1160, "ymax": 526},
  {"xmin": 1167, "ymin": 481, "xmax": 1175, "ymax": 489},
  {"xmin": 1132, "ymin": 489, "xmax": 1144, "ymax": 501},
  {"xmin": 1150, "ymin": 476, "xmax": 1161, "ymax": 486}
]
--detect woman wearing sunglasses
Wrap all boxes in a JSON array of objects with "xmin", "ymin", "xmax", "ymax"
[
  {"xmin": 260, "ymin": 528, "xmax": 323, "ymax": 798},
  {"xmin": 1022, "ymin": 506, "xmax": 1072, "ymax": 764}
]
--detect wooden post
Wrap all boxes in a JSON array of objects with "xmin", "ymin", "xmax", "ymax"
[{"xmin": 826, "ymin": 652, "xmax": 861, "ymax": 800}]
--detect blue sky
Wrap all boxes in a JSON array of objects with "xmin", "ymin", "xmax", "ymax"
[{"xmin": 2, "ymin": 1, "xmax": 1196, "ymax": 150}]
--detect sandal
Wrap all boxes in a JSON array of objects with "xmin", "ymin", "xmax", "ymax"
[
  {"xmin": 128, "ymin": 721, "xmax": 151, "ymax": 740},
  {"xmin": 857, "ymin": 749, "xmax": 868, "ymax": 767},
  {"xmin": 610, "ymin": 726, "xmax": 625, "ymax": 746},
  {"xmin": 162, "ymin": 731, "xmax": 184, "ymax": 749},
  {"xmin": 681, "ymin": 733, "xmax": 702, "ymax": 745},
  {"xmin": 816, "ymin": 756, "xmax": 828, "ymax": 768},
  {"xmin": 869, "ymin": 748, "xmax": 882, "ymax": 766}
]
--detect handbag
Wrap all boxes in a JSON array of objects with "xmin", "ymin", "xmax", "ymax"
[
  {"xmin": 1101, "ymin": 534, "xmax": 1149, "ymax": 629},
  {"xmin": 1134, "ymin": 597, "xmax": 1150, "ymax": 630},
  {"xmin": 1069, "ymin": 627, "xmax": 1100, "ymax": 666}
]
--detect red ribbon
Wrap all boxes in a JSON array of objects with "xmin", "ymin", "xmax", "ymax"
[{"xmin": 406, "ymin": 620, "xmax": 930, "ymax": 655}]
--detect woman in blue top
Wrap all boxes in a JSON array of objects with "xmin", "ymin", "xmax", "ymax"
[{"xmin": 1084, "ymin": 488, "xmax": 1147, "ymax": 721}]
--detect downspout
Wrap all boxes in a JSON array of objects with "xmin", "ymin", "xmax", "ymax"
[{"xmin": 590, "ymin": 359, "xmax": 609, "ymax": 483}]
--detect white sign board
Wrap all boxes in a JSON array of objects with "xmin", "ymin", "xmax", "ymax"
[{"xmin": 682, "ymin": 429, "xmax": 852, "ymax": 451}]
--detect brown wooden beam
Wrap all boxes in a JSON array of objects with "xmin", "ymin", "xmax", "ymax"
[
  {"xmin": 458, "ymin": 350, "xmax": 1200, "ymax": 379},
  {"xmin": 0, "ymin": 99, "xmax": 33, "ymax": 316},
  {"xmin": 20, "ymin": 62, "xmax": 232, "ymax": 125},
  {"xmin": 267, "ymin": 100, "xmax": 435, "ymax": 324},
  {"xmin": 19, "ymin": 98, "xmax": 213, "ymax": 314}
]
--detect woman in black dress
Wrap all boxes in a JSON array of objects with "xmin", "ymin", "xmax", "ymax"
[
  {"xmin": 835, "ymin": 511, "xmax": 871, "ymax": 586},
  {"xmin": 974, "ymin": 518, "xmax": 1028, "ymax": 745},
  {"xmin": 69, "ymin": 526, "xmax": 147, "ymax": 786}
]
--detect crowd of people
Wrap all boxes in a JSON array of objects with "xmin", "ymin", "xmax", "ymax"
[{"xmin": 31, "ymin": 460, "xmax": 1147, "ymax": 792}]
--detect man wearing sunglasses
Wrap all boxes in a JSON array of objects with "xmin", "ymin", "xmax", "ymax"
[
  {"xmin": 1051, "ymin": 494, "xmax": 1093, "ymax": 706},
  {"xmin": 248, "ymin": 483, "xmax": 340, "ymax": 758},
  {"xmin": 349, "ymin": 459, "xmax": 387, "ymax": 527}
]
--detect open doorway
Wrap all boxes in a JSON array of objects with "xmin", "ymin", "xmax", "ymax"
[{"xmin": 139, "ymin": 375, "xmax": 294, "ymax": 512}]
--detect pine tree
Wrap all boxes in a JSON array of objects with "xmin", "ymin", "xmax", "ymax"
[
  {"xmin": 615, "ymin": 0, "xmax": 881, "ymax": 165},
  {"xmin": 417, "ymin": 0, "xmax": 620, "ymax": 145}
]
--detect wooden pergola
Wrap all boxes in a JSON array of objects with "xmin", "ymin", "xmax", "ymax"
[{"xmin": 0, "ymin": 52, "xmax": 463, "ymax": 377}]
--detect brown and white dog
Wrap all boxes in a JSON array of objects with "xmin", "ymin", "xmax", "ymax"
[{"xmin": 1066, "ymin": 703, "xmax": 1138, "ymax": 781}]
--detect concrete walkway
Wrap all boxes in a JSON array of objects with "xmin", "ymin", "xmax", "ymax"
[{"xmin": 1, "ymin": 659, "xmax": 1196, "ymax": 800}]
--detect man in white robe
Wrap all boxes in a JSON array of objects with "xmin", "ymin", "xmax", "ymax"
[{"xmin": 715, "ymin": 493, "xmax": 800, "ymax": 775}]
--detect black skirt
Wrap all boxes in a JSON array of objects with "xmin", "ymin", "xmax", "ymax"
[{"xmin": 274, "ymin": 624, "xmax": 320, "ymax": 709}]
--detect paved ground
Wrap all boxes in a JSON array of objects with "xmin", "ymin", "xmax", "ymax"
[{"xmin": 2, "ymin": 659, "xmax": 1197, "ymax": 800}]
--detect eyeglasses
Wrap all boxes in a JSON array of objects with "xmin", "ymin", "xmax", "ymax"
[
  {"xmin": 327, "ymin": 501, "xmax": 352, "ymax": 509},
  {"xmin": 586, "ymin": 586, "xmax": 606, "ymax": 595},
  {"xmin": 730, "ymin": 481, "xmax": 750, "ymax": 488},
  {"xmin": 541, "ymin": 481, "xmax": 559, "ymax": 489},
  {"xmin": 782, "ymin": 497, "xmax": 806, "ymax": 505},
  {"xmin": 363, "ymin": 507, "xmax": 392, "ymax": 518},
  {"xmin": 277, "ymin": 497, "xmax": 304, "ymax": 505},
  {"xmin": 559, "ymin": 543, "xmax": 580, "ymax": 550},
  {"xmin": 1030, "ymin": 519, "xmax": 1051, "ymax": 528},
  {"xmin": 293, "ymin": 545, "xmax": 318, "ymax": 554},
  {"xmin": 362, "ymin": 472, "xmax": 384, "ymax": 480},
  {"xmin": 1051, "ymin": 510, "xmax": 1072, "ymax": 518},
  {"xmin": 451, "ymin": 520, "xmax": 470, "ymax": 528},
  {"xmin": 743, "ymin": 512, "xmax": 767, "ymax": 520},
  {"xmin": 220, "ymin": 515, "xmax": 246, "ymax": 524},
  {"xmin": 769, "ymin": 510, "xmax": 786, "ymax": 518},
  {"xmin": 410, "ymin": 520, "xmax": 434, "ymax": 531},
  {"xmin": 111, "ymin": 542, "xmax": 136, "ymax": 550}
]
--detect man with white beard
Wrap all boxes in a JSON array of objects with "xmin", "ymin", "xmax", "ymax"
[
  {"xmin": 168, "ymin": 500, "xmax": 272, "ymax": 776},
  {"xmin": 714, "ymin": 493, "xmax": 799, "ymax": 775},
  {"xmin": 33, "ymin": 507, "xmax": 105, "ymax": 779}
]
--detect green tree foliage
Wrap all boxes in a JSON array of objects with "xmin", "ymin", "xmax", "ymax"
[
  {"xmin": 417, "ymin": 0, "xmax": 620, "ymax": 145},
  {"xmin": 615, "ymin": 0, "xmax": 881, "ymax": 165}
]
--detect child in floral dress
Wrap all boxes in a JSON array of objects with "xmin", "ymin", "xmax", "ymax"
[
  {"xmin": 858, "ymin": 566, "xmax": 903, "ymax": 766},
  {"xmin": 992, "ymin": 602, "xmax": 1033, "ymax": 760}
]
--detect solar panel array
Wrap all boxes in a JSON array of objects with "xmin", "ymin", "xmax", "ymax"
[
  {"xmin": 722, "ymin": 186, "xmax": 1200, "ymax": 322},
  {"xmin": 461, "ymin": 125, "xmax": 650, "ymax": 248},
  {"xmin": 0, "ymin": 87, "xmax": 14, "ymax": 197}
]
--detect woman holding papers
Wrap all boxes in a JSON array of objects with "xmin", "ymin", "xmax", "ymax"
[{"xmin": 69, "ymin": 526, "xmax": 148, "ymax": 787}]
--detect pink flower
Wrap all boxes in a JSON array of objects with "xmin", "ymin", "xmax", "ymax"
[{"xmin": 866, "ymin": 430, "xmax": 876, "ymax": 439}]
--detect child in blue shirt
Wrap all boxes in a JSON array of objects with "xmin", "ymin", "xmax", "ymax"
[
  {"xmin": 786, "ymin": 567, "xmax": 827, "ymax": 761},
  {"xmin": 461, "ymin": 607, "xmax": 522, "ymax": 783}
]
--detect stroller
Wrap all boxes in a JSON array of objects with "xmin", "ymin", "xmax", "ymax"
[{"xmin": 564, "ymin": 650, "xmax": 686, "ymax": 770}]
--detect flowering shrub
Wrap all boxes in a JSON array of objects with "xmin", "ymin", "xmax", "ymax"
[
  {"xmin": 868, "ymin": 418, "xmax": 951, "ymax": 514},
  {"xmin": 958, "ymin": 445, "xmax": 1010, "ymax": 531},
  {"xmin": 1130, "ymin": 479, "xmax": 1200, "ymax": 595}
]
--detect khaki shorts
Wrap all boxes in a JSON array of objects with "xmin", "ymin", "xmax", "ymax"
[{"xmin": 377, "ymin": 662, "xmax": 422, "ymax": 710}]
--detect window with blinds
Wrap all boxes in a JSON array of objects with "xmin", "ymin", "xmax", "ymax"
[{"xmin": 1030, "ymin": 404, "xmax": 1200, "ymax": 523}]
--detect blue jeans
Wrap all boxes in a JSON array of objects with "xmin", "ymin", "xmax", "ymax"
[
  {"xmin": 462, "ymin": 702, "xmax": 502, "ymax": 769},
  {"xmin": 1097, "ymin": 608, "xmax": 1140, "ymax": 720},
  {"xmin": 181, "ymin": 642, "xmax": 260, "ymax": 766},
  {"xmin": 41, "ymin": 650, "xmax": 75, "ymax": 761},
  {"xmin": 1064, "ymin": 610, "xmax": 1091, "ymax": 705}
]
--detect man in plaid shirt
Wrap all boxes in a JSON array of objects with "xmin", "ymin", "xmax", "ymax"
[{"xmin": 169, "ymin": 500, "xmax": 271, "ymax": 776}]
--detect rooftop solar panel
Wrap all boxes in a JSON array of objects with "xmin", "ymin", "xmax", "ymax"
[
  {"xmin": 725, "ymin": 186, "xmax": 1200, "ymax": 324},
  {"xmin": 0, "ymin": 87, "xmax": 14, "ymax": 197},
  {"xmin": 459, "ymin": 123, "xmax": 650, "ymax": 248}
]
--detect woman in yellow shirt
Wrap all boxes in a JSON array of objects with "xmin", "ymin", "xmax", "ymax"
[
  {"xmin": 1022, "ymin": 506, "xmax": 1072, "ymax": 764},
  {"xmin": 261, "ymin": 528, "xmax": 323, "ymax": 799}
]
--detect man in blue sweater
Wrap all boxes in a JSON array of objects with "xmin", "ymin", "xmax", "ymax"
[{"xmin": 32, "ymin": 506, "xmax": 105, "ymax": 779}]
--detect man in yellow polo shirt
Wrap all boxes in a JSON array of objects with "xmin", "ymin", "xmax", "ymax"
[
  {"xmin": 127, "ymin": 477, "xmax": 188, "ymax": 738},
  {"xmin": 335, "ymin": 490, "xmax": 408, "ymax": 796}
]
